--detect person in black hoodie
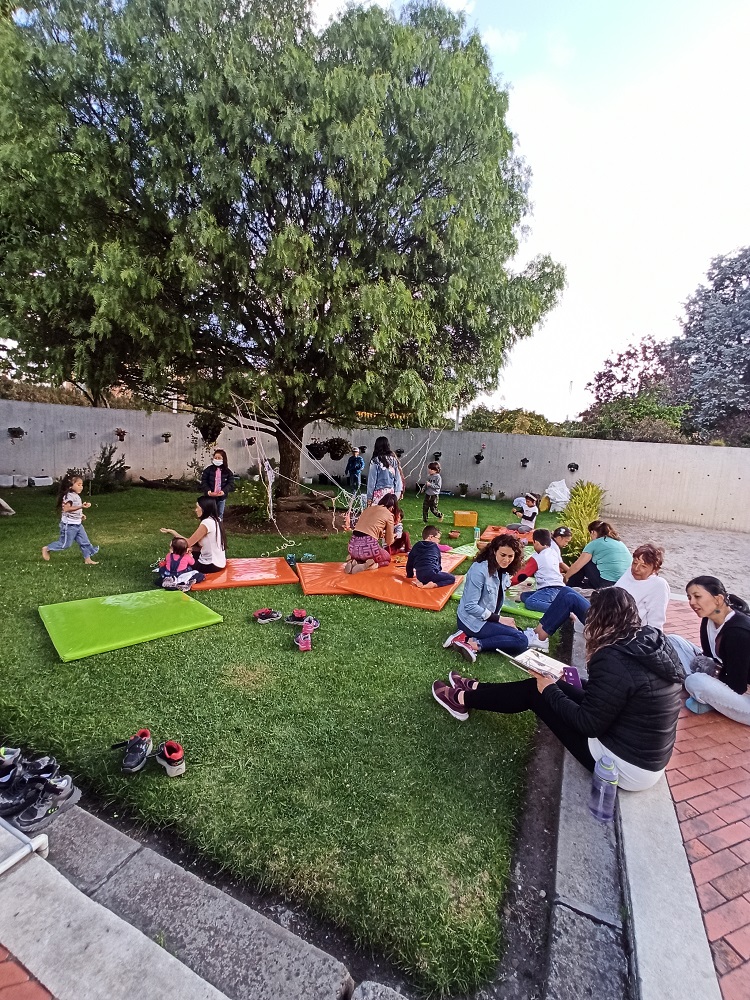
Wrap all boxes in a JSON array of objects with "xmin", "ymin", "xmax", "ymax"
[
  {"xmin": 432, "ymin": 587, "xmax": 683, "ymax": 790},
  {"xmin": 667, "ymin": 576, "xmax": 750, "ymax": 723},
  {"xmin": 407, "ymin": 526, "xmax": 456, "ymax": 588},
  {"xmin": 200, "ymin": 448, "xmax": 235, "ymax": 520}
]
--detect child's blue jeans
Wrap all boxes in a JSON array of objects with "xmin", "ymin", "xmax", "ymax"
[
  {"xmin": 520, "ymin": 586, "xmax": 565, "ymax": 612},
  {"xmin": 47, "ymin": 521, "xmax": 99, "ymax": 560}
]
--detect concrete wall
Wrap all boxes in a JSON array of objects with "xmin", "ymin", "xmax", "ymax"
[{"xmin": 2, "ymin": 400, "xmax": 749, "ymax": 531}]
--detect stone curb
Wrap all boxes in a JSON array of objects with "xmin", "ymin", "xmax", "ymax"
[
  {"xmin": 46, "ymin": 806, "xmax": 353, "ymax": 1000},
  {"xmin": 0, "ymin": 823, "xmax": 229, "ymax": 1000}
]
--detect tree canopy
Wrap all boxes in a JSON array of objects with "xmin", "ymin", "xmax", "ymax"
[
  {"xmin": 462, "ymin": 404, "xmax": 558, "ymax": 436},
  {"xmin": 0, "ymin": 0, "xmax": 563, "ymax": 486}
]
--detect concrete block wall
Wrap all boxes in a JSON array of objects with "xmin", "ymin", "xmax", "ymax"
[{"xmin": 2, "ymin": 400, "xmax": 749, "ymax": 531}]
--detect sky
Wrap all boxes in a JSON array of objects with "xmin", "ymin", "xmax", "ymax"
[{"xmin": 312, "ymin": 0, "xmax": 750, "ymax": 420}]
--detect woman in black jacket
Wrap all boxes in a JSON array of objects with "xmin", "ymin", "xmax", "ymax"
[
  {"xmin": 432, "ymin": 588, "xmax": 683, "ymax": 791},
  {"xmin": 667, "ymin": 576, "xmax": 750, "ymax": 723},
  {"xmin": 200, "ymin": 449, "xmax": 235, "ymax": 520}
]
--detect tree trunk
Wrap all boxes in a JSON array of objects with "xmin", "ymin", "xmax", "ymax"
[{"xmin": 276, "ymin": 415, "xmax": 306, "ymax": 497}]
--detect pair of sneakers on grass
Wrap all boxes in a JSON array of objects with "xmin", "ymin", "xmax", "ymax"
[
  {"xmin": 253, "ymin": 607, "xmax": 321, "ymax": 652},
  {"xmin": 0, "ymin": 746, "xmax": 81, "ymax": 833},
  {"xmin": 111, "ymin": 729, "xmax": 186, "ymax": 778}
]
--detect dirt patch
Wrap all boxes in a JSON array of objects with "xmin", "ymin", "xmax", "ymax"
[
  {"xmin": 223, "ymin": 505, "xmax": 349, "ymax": 537},
  {"xmin": 223, "ymin": 659, "xmax": 273, "ymax": 690},
  {"xmin": 612, "ymin": 516, "xmax": 750, "ymax": 595}
]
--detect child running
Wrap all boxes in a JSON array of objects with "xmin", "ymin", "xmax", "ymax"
[
  {"xmin": 407, "ymin": 525, "xmax": 456, "ymax": 589},
  {"xmin": 157, "ymin": 537, "xmax": 206, "ymax": 591},
  {"xmin": 42, "ymin": 474, "xmax": 99, "ymax": 565},
  {"xmin": 423, "ymin": 462, "xmax": 444, "ymax": 522}
]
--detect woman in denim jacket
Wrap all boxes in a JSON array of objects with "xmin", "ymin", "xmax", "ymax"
[
  {"xmin": 444, "ymin": 534, "xmax": 528, "ymax": 663},
  {"xmin": 366, "ymin": 436, "xmax": 403, "ymax": 505}
]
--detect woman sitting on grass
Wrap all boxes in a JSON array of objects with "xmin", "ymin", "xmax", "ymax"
[
  {"xmin": 563, "ymin": 520, "xmax": 631, "ymax": 590},
  {"xmin": 667, "ymin": 576, "xmax": 750, "ymax": 722},
  {"xmin": 433, "ymin": 588, "xmax": 683, "ymax": 791},
  {"xmin": 160, "ymin": 496, "xmax": 227, "ymax": 574},
  {"xmin": 443, "ymin": 534, "xmax": 528, "ymax": 662},
  {"xmin": 345, "ymin": 494, "xmax": 397, "ymax": 573}
]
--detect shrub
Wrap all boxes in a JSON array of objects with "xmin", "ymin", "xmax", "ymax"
[
  {"xmin": 559, "ymin": 480, "xmax": 606, "ymax": 559},
  {"xmin": 89, "ymin": 445, "xmax": 130, "ymax": 493},
  {"xmin": 232, "ymin": 478, "xmax": 274, "ymax": 525}
]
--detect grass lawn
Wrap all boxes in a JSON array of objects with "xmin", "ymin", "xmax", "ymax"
[{"xmin": 1, "ymin": 486, "xmax": 561, "ymax": 995}]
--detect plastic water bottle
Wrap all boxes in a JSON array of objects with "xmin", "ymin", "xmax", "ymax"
[
  {"xmin": 589, "ymin": 756, "xmax": 618, "ymax": 823},
  {"xmin": 473, "ymin": 526, "xmax": 480, "ymax": 544}
]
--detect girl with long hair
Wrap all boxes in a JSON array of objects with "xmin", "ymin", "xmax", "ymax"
[
  {"xmin": 366, "ymin": 436, "xmax": 403, "ymax": 505},
  {"xmin": 444, "ymin": 533, "xmax": 528, "ymax": 661},
  {"xmin": 564, "ymin": 520, "xmax": 632, "ymax": 590},
  {"xmin": 200, "ymin": 448, "xmax": 235, "ymax": 519},
  {"xmin": 667, "ymin": 576, "xmax": 750, "ymax": 722},
  {"xmin": 433, "ymin": 587, "xmax": 683, "ymax": 791},
  {"xmin": 160, "ymin": 496, "xmax": 227, "ymax": 574},
  {"xmin": 42, "ymin": 473, "xmax": 99, "ymax": 564}
]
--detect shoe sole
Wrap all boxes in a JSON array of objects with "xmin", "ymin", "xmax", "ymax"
[
  {"xmin": 443, "ymin": 631, "xmax": 464, "ymax": 649},
  {"xmin": 256, "ymin": 617, "xmax": 282, "ymax": 623},
  {"xmin": 432, "ymin": 685, "xmax": 468, "ymax": 721},
  {"xmin": 157, "ymin": 758, "xmax": 186, "ymax": 777},
  {"xmin": 14, "ymin": 783, "xmax": 82, "ymax": 833},
  {"xmin": 454, "ymin": 643, "xmax": 477, "ymax": 664}
]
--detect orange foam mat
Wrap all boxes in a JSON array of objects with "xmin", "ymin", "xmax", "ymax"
[
  {"xmin": 480, "ymin": 525, "xmax": 532, "ymax": 543},
  {"xmin": 296, "ymin": 561, "xmax": 352, "ymax": 596},
  {"xmin": 339, "ymin": 570, "xmax": 464, "ymax": 611},
  {"xmin": 297, "ymin": 551, "xmax": 468, "ymax": 597},
  {"xmin": 191, "ymin": 557, "xmax": 299, "ymax": 590}
]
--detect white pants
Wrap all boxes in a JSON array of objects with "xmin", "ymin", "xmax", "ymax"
[{"xmin": 666, "ymin": 634, "xmax": 750, "ymax": 727}]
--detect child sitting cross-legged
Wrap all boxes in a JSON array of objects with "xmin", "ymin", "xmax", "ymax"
[
  {"xmin": 157, "ymin": 536, "xmax": 206, "ymax": 592},
  {"xmin": 406, "ymin": 526, "xmax": 456, "ymax": 589}
]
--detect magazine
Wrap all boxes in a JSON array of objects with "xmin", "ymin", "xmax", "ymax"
[{"xmin": 511, "ymin": 648, "xmax": 564, "ymax": 681}]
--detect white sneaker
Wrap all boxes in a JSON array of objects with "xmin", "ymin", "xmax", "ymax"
[{"xmin": 524, "ymin": 627, "xmax": 549, "ymax": 651}]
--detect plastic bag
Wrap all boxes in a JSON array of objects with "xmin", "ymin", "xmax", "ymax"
[{"xmin": 545, "ymin": 480, "xmax": 570, "ymax": 512}]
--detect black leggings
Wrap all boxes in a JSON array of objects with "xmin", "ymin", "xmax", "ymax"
[
  {"xmin": 566, "ymin": 562, "xmax": 615, "ymax": 590},
  {"xmin": 463, "ymin": 677, "xmax": 596, "ymax": 771}
]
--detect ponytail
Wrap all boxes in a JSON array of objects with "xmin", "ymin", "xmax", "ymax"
[
  {"xmin": 686, "ymin": 575, "xmax": 749, "ymax": 614},
  {"xmin": 588, "ymin": 519, "xmax": 620, "ymax": 540}
]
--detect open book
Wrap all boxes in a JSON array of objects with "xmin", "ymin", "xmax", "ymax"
[{"xmin": 511, "ymin": 648, "xmax": 564, "ymax": 681}]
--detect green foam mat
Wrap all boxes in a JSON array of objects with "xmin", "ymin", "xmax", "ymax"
[
  {"xmin": 39, "ymin": 590, "xmax": 223, "ymax": 662},
  {"xmin": 449, "ymin": 543, "xmax": 478, "ymax": 558}
]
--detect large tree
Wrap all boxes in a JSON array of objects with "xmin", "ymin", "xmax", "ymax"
[
  {"xmin": 672, "ymin": 246, "xmax": 750, "ymax": 441},
  {"xmin": 0, "ymin": 0, "xmax": 564, "ymax": 489}
]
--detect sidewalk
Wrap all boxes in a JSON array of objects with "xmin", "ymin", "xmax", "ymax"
[
  {"xmin": 0, "ymin": 945, "xmax": 53, "ymax": 1000},
  {"xmin": 665, "ymin": 600, "xmax": 750, "ymax": 1000}
]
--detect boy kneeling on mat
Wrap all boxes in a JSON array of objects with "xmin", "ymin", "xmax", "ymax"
[{"xmin": 407, "ymin": 526, "xmax": 456, "ymax": 589}]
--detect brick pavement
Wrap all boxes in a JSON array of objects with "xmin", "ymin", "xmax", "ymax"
[
  {"xmin": 0, "ymin": 946, "xmax": 53, "ymax": 1000},
  {"xmin": 666, "ymin": 600, "xmax": 750, "ymax": 1000}
]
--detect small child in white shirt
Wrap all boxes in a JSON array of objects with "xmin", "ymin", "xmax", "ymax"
[{"xmin": 508, "ymin": 493, "xmax": 539, "ymax": 534}]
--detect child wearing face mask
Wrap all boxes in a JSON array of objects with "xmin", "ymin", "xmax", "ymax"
[{"xmin": 200, "ymin": 449, "xmax": 235, "ymax": 519}]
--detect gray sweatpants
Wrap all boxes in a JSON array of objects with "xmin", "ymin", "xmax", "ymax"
[{"xmin": 666, "ymin": 634, "xmax": 750, "ymax": 727}]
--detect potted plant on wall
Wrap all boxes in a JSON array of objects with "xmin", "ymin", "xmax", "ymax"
[
  {"xmin": 480, "ymin": 481, "xmax": 495, "ymax": 500},
  {"xmin": 458, "ymin": 482, "xmax": 469, "ymax": 497},
  {"xmin": 307, "ymin": 438, "xmax": 328, "ymax": 460},
  {"xmin": 326, "ymin": 436, "xmax": 352, "ymax": 461}
]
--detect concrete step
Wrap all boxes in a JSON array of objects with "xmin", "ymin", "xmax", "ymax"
[
  {"xmin": 45, "ymin": 806, "xmax": 353, "ymax": 1000},
  {"xmin": 0, "ymin": 823, "xmax": 229, "ymax": 1000}
]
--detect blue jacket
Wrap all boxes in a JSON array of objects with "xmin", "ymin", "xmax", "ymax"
[
  {"xmin": 345, "ymin": 455, "xmax": 365, "ymax": 477},
  {"xmin": 406, "ymin": 540, "xmax": 442, "ymax": 580},
  {"xmin": 457, "ymin": 561, "xmax": 511, "ymax": 633},
  {"xmin": 366, "ymin": 457, "xmax": 403, "ymax": 500}
]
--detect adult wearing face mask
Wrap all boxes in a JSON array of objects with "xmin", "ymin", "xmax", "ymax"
[{"xmin": 200, "ymin": 449, "xmax": 235, "ymax": 520}]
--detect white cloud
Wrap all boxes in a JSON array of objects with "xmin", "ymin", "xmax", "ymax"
[
  {"xmin": 482, "ymin": 27, "xmax": 523, "ymax": 57},
  {"xmin": 442, "ymin": 0, "xmax": 476, "ymax": 12},
  {"xmin": 485, "ymin": 4, "xmax": 750, "ymax": 422},
  {"xmin": 545, "ymin": 31, "xmax": 574, "ymax": 69}
]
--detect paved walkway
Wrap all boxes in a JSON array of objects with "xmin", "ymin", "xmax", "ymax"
[
  {"xmin": 665, "ymin": 601, "xmax": 750, "ymax": 1000},
  {"xmin": 0, "ymin": 945, "xmax": 53, "ymax": 1000}
]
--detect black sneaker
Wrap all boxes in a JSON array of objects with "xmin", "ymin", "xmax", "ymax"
[
  {"xmin": 284, "ymin": 608, "xmax": 309, "ymax": 626},
  {"xmin": 0, "ymin": 767, "xmax": 40, "ymax": 817},
  {"xmin": 13, "ymin": 775, "xmax": 81, "ymax": 832},
  {"xmin": 0, "ymin": 746, "xmax": 21, "ymax": 770},
  {"xmin": 20, "ymin": 755, "xmax": 59, "ymax": 782},
  {"xmin": 112, "ymin": 729, "xmax": 153, "ymax": 774}
]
